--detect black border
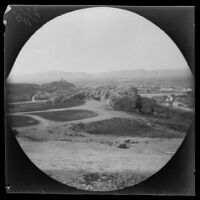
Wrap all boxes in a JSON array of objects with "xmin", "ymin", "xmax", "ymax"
[{"xmin": 3, "ymin": 5, "xmax": 196, "ymax": 196}]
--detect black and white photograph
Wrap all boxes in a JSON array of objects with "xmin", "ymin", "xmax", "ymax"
[{"xmin": 5, "ymin": 6, "xmax": 195, "ymax": 193}]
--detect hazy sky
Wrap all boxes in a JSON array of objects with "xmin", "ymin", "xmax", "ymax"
[{"xmin": 9, "ymin": 7, "xmax": 188, "ymax": 77}]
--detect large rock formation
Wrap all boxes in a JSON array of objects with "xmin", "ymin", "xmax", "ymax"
[
  {"xmin": 136, "ymin": 96, "xmax": 156, "ymax": 114},
  {"xmin": 105, "ymin": 85, "xmax": 170, "ymax": 118},
  {"xmin": 108, "ymin": 86, "xmax": 139, "ymax": 112}
]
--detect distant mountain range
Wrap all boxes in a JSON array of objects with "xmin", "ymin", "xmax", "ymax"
[{"xmin": 7, "ymin": 69, "xmax": 194, "ymax": 86}]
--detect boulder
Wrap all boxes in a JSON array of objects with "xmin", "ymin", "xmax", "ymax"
[{"xmin": 117, "ymin": 143, "xmax": 129, "ymax": 149}]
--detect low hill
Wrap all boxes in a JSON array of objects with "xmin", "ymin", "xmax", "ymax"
[
  {"xmin": 71, "ymin": 117, "xmax": 184, "ymax": 138},
  {"xmin": 40, "ymin": 79, "xmax": 75, "ymax": 90},
  {"xmin": 37, "ymin": 79, "xmax": 78, "ymax": 101},
  {"xmin": 6, "ymin": 83, "xmax": 40, "ymax": 102},
  {"xmin": 6, "ymin": 79, "xmax": 77, "ymax": 103}
]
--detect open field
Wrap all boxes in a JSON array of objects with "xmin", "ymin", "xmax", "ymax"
[
  {"xmin": 7, "ymin": 115, "xmax": 39, "ymax": 128},
  {"xmin": 29, "ymin": 109, "xmax": 97, "ymax": 122},
  {"xmin": 7, "ymin": 98, "xmax": 85, "ymax": 113},
  {"xmin": 17, "ymin": 137, "xmax": 183, "ymax": 191}
]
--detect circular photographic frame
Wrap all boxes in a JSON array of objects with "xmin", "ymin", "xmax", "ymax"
[{"xmin": 5, "ymin": 6, "xmax": 195, "ymax": 194}]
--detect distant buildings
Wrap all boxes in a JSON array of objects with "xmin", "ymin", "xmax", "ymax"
[{"xmin": 162, "ymin": 95, "xmax": 174, "ymax": 107}]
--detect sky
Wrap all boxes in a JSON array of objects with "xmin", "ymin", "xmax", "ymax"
[{"xmin": 9, "ymin": 7, "xmax": 189, "ymax": 77}]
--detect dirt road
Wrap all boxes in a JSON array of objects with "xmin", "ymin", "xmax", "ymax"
[{"xmin": 11, "ymin": 100, "xmax": 151, "ymax": 128}]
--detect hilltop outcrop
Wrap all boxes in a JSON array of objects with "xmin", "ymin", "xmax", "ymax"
[
  {"xmin": 108, "ymin": 86, "xmax": 139, "ymax": 112},
  {"xmin": 35, "ymin": 79, "xmax": 77, "ymax": 101},
  {"xmin": 86, "ymin": 85, "xmax": 171, "ymax": 118},
  {"xmin": 41, "ymin": 79, "xmax": 75, "ymax": 91}
]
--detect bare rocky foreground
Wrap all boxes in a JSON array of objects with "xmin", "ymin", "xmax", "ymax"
[
  {"xmin": 17, "ymin": 138, "xmax": 182, "ymax": 191},
  {"xmin": 11, "ymin": 100, "xmax": 186, "ymax": 191}
]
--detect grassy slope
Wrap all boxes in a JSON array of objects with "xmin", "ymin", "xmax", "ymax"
[
  {"xmin": 72, "ymin": 117, "xmax": 185, "ymax": 138},
  {"xmin": 7, "ymin": 115, "xmax": 39, "ymax": 128},
  {"xmin": 6, "ymin": 83, "xmax": 40, "ymax": 102},
  {"xmin": 7, "ymin": 98, "xmax": 85, "ymax": 113},
  {"xmin": 6, "ymin": 81, "xmax": 77, "ymax": 103},
  {"xmin": 29, "ymin": 109, "xmax": 97, "ymax": 122},
  {"xmin": 145, "ymin": 107, "xmax": 194, "ymax": 133}
]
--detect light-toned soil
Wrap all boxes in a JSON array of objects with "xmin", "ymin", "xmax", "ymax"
[
  {"xmin": 11, "ymin": 100, "xmax": 186, "ymax": 191},
  {"xmin": 17, "ymin": 138, "xmax": 182, "ymax": 172},
  {"xmin": 17, "ymin": 137, "xmax": 182, "ymax": 191}
]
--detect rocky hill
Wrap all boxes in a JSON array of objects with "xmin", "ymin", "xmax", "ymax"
[
  {"xmin": 86, "ymin": 85, "xmax": 177, "ymax": 119},
  {"xmin": 40, "ymin": 78, "xmax": 75, "ymax": 90},
  {"xmin": 35, "ymin": 79, "xmax": 77, "ymax": 101}
]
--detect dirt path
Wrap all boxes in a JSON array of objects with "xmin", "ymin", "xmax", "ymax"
[
  {"xmin": 17, "ymin": 113, "xmax": 58, "ymax": 128},
  {"xmin": 10, "ymin": 100, "xmax": 153, "ymax": 129}
]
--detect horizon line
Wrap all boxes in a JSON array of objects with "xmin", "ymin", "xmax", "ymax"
[{"xmin": 12, "ymin": 68, "xmax": 187, "ymax": 76}]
